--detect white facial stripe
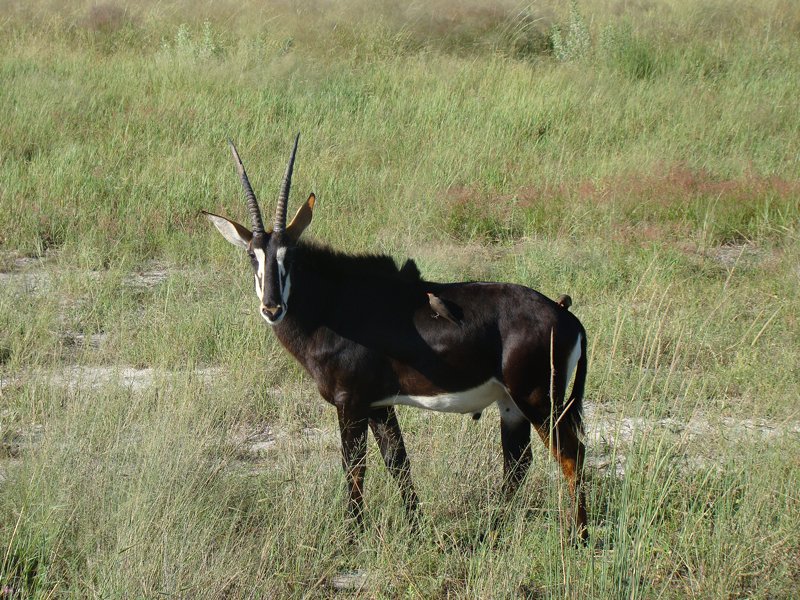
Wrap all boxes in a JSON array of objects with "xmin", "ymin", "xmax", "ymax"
[
  {"xmin": 276, "ymin": 247, "xmax": 287, "ymax": 277},
  {"xmin": 275, "ymin": 246, "xmax": 291, "ymax": 305},
  {"xmin": 281, "ymin": 273, "xmax": 291, "ymax": 305},
  {"xmin": 254, "ymin": 248, "xmax": 267, "ymax": 300}
]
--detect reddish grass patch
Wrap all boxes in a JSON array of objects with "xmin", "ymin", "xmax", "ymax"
[
  {"xmin": 441, "ymin": 165, "xmax": 799, "ymax": 244},
  {"xmin": 448, "ymin": 166, "xmax": 799, "ymax": 209},
  {"xmin": 595, "ymin": 164, "xmax": 800, "ymax": 207}
]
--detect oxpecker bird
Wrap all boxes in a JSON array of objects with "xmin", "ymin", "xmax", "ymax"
[
  {"xmin": 556, "ymin": 294, "xmax": 572, "ymax": 310},
  {"xmin": 427, "ymin": 292, "xmax": 460, "ymax": 325}
]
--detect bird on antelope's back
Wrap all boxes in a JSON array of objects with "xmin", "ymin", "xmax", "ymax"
[
  {"xmin": 556, "ymin": 294, "xmax": 572, "ymax": 310},
  {"xmin": 427, "ymin": 292, "xmax": 460, "ymax": 325}
]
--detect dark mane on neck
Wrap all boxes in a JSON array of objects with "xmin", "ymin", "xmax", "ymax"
[{"xmin": 296, "ymin": 240, "xmax": 422, "ymax": 283}]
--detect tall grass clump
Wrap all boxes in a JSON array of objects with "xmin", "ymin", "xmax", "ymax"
[
  {"xmin": 159, "ymin": 20, "xmax": 225, "ymax": 61},
  {"xmin": 600, "ymin": 23, "xmax": 660, "ymax": 80},
  {"xmin": 551, "ymin": 0, "xmax": 591, "ymax": 62}
]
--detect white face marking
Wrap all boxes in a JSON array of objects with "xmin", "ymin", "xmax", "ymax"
[
  {"xmin": 253, "ymin": 248, "xmax": 267, "ymax": 301},
  {"xmin": 266, "ymin": 309, "xmax": 286, "ymax": 325},
  {"xmin": 371, "ymin": 378, "xmax": 512, "ymax": 414},
  {"xmin": 253, "ymin": 246, "xmax": 290, "ymax": 326},
  {"xmin": 275, "ymin": 246, "xmax": 291, "ymax": 305},
  {"xmin": 276, "ymin": 246, "xmax": 287, "ymax": 276},
  {"xmin": 281, "ymin": 273, "xmax": 291, "ymax": 305}
]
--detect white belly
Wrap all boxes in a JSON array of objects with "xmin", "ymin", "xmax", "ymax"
[{"xmin": 370, "ymin": 377, "xmax": 512, "ymax": 414}]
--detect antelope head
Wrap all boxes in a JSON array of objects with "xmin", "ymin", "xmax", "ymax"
[{"xmin": 204, "ymin": 134, "xmax": 314, "ymax": 325}]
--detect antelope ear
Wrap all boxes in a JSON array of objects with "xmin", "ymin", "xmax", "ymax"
[
  {"xmin": 286, "ymin": 193, "xmax": 315, "ymax": 242},
  {"xmin": 203, "ymin": 211, "xmax": 252, "ymax": 250}
]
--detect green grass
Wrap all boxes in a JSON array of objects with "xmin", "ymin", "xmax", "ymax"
[{"xmin": 1, "ymin": 1, "xmax": 799, "ymax": 597}]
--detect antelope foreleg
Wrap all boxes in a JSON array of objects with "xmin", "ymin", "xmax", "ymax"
[
  {"xmin": 369, "ymin": 406, "xmax": 420, "ymax": 522},
  {"xmin": 336, "ymin": 409, "xmax": 369, "ymax": 527}
]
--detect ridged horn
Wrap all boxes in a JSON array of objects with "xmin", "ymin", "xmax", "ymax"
[
  {"xmin": 228, "ymin": 139, "xmax": 265, "ymax": 235},
  {"xmin": 273, "ymin": 133, "xmax": 300, "ymax": 233}
]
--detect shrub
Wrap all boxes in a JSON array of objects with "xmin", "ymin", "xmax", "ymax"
[{"xmin": 550, "ymin": 1, "xmax": 591, "ymax": 62}]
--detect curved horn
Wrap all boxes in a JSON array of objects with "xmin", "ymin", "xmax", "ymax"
[
  {"xmin": 273, "ymin": 133, "xmax": 300, "ymax": 233},
  {"xmin": 228, "ymin": 139, "xmax": 265, "ymax": 235}
]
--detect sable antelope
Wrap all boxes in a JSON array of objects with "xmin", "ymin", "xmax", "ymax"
[{"xmin": 204, "ymin": 135, "xmax": 589, "ymax": 541}]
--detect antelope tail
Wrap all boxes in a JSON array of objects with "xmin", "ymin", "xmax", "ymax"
[{"xmin": 567, "ymin": 330, "xmax": 588, "ymax": 437}]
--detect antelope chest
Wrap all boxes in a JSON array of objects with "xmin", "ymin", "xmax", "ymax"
[{"xmin": 370, "ymin": 378, "xmax": 511, "ymax": 414}]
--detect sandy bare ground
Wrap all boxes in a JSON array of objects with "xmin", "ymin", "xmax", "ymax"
[{"xmin": 0, "ymin": 254, "xmax": 178, "ymax": 294}]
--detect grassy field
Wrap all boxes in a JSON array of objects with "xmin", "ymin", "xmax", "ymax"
[{"xmin": 1, "ymin": 0, "xmax": 799, "ymax": 597}]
